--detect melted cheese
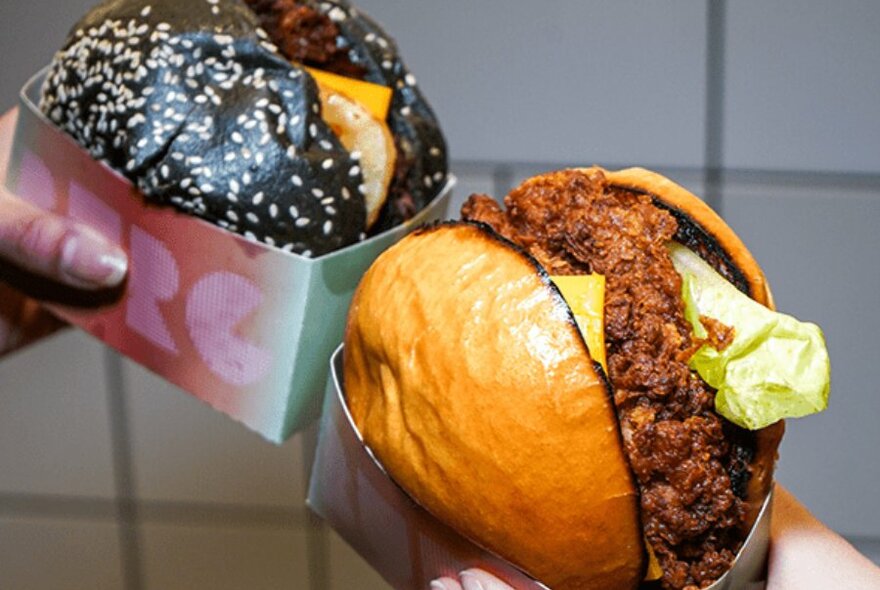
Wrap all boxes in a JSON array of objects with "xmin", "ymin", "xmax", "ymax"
[{"xmin": 550, "ymin": 274, "xmax": 606, "ymax": 372}]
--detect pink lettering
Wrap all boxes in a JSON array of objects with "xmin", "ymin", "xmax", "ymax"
[
  {"xmin": 68, "ymin": 181, "xmax": 123, "ymax": 243},
  {"xmin": 16, "ymin": 150, "xmax": 56, "ymax": 210},
  {"xmin": 126, "ymin": 226, "xmax": 180, "ymax": 354},
  {"xmin": 185, "ymin": 272, "xmax": 272, "ymax": 386}
]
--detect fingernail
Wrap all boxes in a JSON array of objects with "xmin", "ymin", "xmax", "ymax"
[
  {"xmin": 460, "ymin": 572, "xmax": 485, "ymax": 590},
  {"xmin": 430, "ymin": 582, "xmax": 451, "ymax": 590},
  {"xmin": 59, "ymin": 227, "xmax": 127, "ymax": 289}
]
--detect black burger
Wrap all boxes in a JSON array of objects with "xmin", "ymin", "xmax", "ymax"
[{"xmin": 40, "ymin": 0, "xmax": 447, "ymax": 256}]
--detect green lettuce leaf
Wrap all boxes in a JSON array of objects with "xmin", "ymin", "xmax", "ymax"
[{"xmin": 668, "ymin": 243, "xmax": 830, "ymax": 430}]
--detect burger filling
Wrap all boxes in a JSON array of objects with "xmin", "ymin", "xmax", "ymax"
[
  {"xmin": 243, "ymin": 0, "xmax": 368, "ymax": 78},
  {"xmin": 243, "ymin": 0, "xmax": 421, "ymax": 228},
  {"xmin": 462, "ymin": 168, "xmax": 754, "ymax": 590}
]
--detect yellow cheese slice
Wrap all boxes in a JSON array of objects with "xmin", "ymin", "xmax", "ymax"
[
  {"xmin": 552, "ymin": 274, "xmax": 663, "ymax": 581},
  {"xmin": 305, "ymin": 67, "xmax": 393, "ymax": 122},
  {"xmin": 550, "ymin": 274, "xmax": 606, "ymax": 372},
  {"xmin": 643, "ymin": 541, "xmax": 663, "ymax": 581}
]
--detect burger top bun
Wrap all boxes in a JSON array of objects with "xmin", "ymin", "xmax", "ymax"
[
  {"xmin": 40, "ymin": 0, "xmax": 447, "ymax": 257},
  {"xmin": 344, "ymin": 222, "xmax": 647, "ymax": 590},
  {"xmin": 602, "ymin": 168, "xmax": 772, "ymax": 308}
]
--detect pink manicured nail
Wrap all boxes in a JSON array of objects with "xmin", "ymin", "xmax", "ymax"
[
  {"xmin": 460, "ymin": 572, "xmax": 486, "ymax": 590},
  {"xmin": 460, "ymin": 570, "xmax": 513, "ymax": 590},
  {"xmin": 59, "ymin": 227, "xmax": 127, "ymax": 289},
  {"xmin": 430, "ymin": 577, "xmax": 463, "ymax": 590}
]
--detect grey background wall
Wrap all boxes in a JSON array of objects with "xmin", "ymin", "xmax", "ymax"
[{"xmin": 1, "ymin": 1, "xmax": 879, "ymax": 588}]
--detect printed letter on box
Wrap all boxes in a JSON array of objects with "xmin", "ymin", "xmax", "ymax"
[
  {"xmin": 185, "ymin": 271, "xmax": 273, "ymax": 387},
  {"xmin": 126, "ymin": 226, "xmax": 180, "ymax": 354}
]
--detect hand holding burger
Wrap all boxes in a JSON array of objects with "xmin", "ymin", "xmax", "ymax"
[
  {"xmin": 344, "ymin": 167, "xmax": 830, "ymax": 589},
  {"xmin": 428, "ymin": 488, "xmax": 880, "ymax": 590},
  {"xmin": 766, "ymin": 487, "xmax": 880, "ymax": 590}
]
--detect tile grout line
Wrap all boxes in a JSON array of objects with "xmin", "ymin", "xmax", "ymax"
[
  {"xmin": 0, "ymin": 491, "xmax": 310, "ymax": 527},
  {"xmin": 704, "ymin": 0, "xmax": 726, "ymax": 215},
  {"xmin": 104, "ymin": 349, "xmax": 145, "ymax": 590},
  {"xmin": 0, "ymin": 492, "xmax": 118, "ymax": 521},
  {"xmin": 491, "ymin": 164, "xmax": 515, "ymax": 198},
  {"xmin": 3, "ymin": 493, "xmax": 880, "ymax": 549},
  {"xmin": 453, "ymin": 160, "xmax": 880, "ymax": 192},
  {"xmin": 300, "ymin": 422, "xmax": 331, "ymax": 590}
]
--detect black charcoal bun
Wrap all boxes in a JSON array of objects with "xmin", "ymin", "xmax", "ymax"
[{"xmin": 40, "ymin": 0, "xmax": 448, "ymax": 256}]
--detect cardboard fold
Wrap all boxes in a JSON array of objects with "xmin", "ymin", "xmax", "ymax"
[
  {"xmin": 308, "ymin": 346, "xmax": 772, "ymax": 590},
  {"xmin": 3, "ymin": 70, "xmax": 454, "ymax": 443}
]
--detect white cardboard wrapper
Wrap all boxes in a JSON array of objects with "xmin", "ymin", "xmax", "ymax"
[
  {"xmin": 308, "ymin": 346, "xmax": 774, "ymax": 589},
  {"xmin": 3, "ymin": 71, "xmax": 453, "ymax": 443}
]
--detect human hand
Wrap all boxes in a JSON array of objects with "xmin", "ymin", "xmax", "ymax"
[
  {"xmin": 0, "ymin": 108, "xmax": 127, "ymax": 355},
  {"xmin": 767, "ymin": 485, "xmax": 880, "ymax": 589},
  {"xmin": 429, "ymin": 487, "xmax": 880, "ymax": 590},
  {"xmin": 430, "ymin": 569, "xmax": 514, "ymax": 590}
]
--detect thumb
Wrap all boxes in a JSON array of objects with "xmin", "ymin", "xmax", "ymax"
[
  {"xmin": 430, "ymin": 577, "xmax": 463, "ymax": 590},
  {"xmin": 0, "ymin": 189, "xmax": 127, "ymax": 290},
  {"xmin": 460, "ymin": 569, "xmax": 515, "ymax": 590}
]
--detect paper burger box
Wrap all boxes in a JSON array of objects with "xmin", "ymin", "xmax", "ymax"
[
  {"xmin": 3, "ymin": 72, "xmax": 454, "ymax": 443},
  {"xmin": 308, "ymin": 346, "xmax": 774, "ymax": 590}
]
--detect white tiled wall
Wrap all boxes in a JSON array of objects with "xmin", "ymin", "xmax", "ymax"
[
  {"xmin": 123, "ymin": 361, "xmax": 308, "ymax": 508},
  {"xmin": 0, "ymin": 0, "xmax": 97, "ymax": 108},
  {"xmin": 724, "ymin": 1, "xmax": 880, "ymax": 173},
  {"xmin": 0, "ymin": 331, "xmax": 115, "ymax": 498},
  {"xmin": 0, "ymin": 517, "xmax": 124, "ymax": 590},
  {"xmin": 356, "ymin": 0, "xmax": 709, "ymax": 168},
  {"xmin": 139, "ymin": 523, "xmax": 311, "ymax": 589}
]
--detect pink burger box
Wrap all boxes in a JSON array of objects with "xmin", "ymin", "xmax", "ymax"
[
  {"xmin": 308, "ymin": 346, "xmax": 774, "ymax": 590},
  {"xmin": 2, "ymin": 71, "xmax": 454, "ymax": 443}
]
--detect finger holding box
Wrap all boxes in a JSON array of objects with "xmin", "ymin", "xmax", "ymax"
[{"xmin": 0, "ymin": 109, "xmax": 125, "ymax": 356}]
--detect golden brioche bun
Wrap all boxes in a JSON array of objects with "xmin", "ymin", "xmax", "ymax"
[
  {"xmin": 345, "ymin": 222, "xmax": 646, "ymax": 590},
  {"xmin": 601, "ymin": 167, "xmax": 771, "ymax": 306}
]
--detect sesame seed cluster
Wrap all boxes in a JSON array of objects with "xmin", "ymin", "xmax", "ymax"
[{"xmin": 40, "ymin": 0, "xmax": 447, "ymax": 257}]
